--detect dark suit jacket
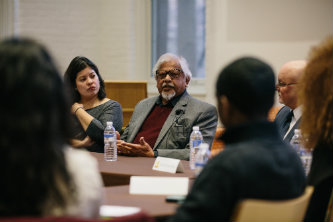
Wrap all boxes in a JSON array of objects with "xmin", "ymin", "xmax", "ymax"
[
  {"xmin": 274, "ymin": 106, "xmax": 301, "ymax": 142},
  {"xmin": 121, "ymin": 91, "xmax": 218, "ymax": 160}
]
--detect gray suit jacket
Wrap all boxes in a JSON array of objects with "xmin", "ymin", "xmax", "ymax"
[
  {"xmin": 121, "ymin": 91, "xmax": 218, "ymax": 160},
  {"xmin": 274, "ymin": 106, "xmax": 301, "ymax": 143}
]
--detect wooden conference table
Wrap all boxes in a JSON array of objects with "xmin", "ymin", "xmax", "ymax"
[
  {"xmin": 102, "ymin": 185, "xmax": 180, "ymax": 220},
  {"xmin": 90, "ymin": 152, "xmax": 195, "ymax": 220},
  {"xmin": 90, "ymin": 152, "xmax": 195, "ymax": 186}
]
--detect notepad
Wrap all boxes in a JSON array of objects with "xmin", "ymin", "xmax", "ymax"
[
  {"xmin": 99, "ymin": 205, "xmax": 141, "ymax": 217},
  {"xmin": 129, "ymin": 176, "xmax": 189, "ymax": 195}
]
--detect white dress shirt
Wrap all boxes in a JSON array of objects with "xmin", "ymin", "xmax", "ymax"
[{"xmin": 284, "ymin": 105, "xmax": 302, "ymax": 139}]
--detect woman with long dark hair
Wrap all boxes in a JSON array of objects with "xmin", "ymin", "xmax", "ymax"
[
  {"xmin": 0, "ymin": 38, "xmax": 103, "ymax": 218},
  {"xmin": 64, "ymin": 56, "xmax": 123, "ymax": 153}
]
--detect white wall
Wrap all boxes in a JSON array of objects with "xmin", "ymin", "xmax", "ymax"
[
  {"xmin": 206, "ymin": 0, "xmax": 333, "ymax": 107},
  {"xmin": 1, "ymin": 0, "xmax": 332, "ymax": 107},
  {"xmin": 5, "ymin": 0, "xmax": 151, "ymax": 81}
]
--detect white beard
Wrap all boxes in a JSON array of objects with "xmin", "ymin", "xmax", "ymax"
[{"xmin": 161, "ymin": 91, "xmax": 176, "ymax": 101}]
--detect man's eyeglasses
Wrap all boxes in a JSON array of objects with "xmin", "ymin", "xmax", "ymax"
[
  {"xmin": 156, "ymin": 69, "xmax": 184, "ymax": 80},
  {"xmin": 276, "ymin": 82, "xmax": 297, "ymax": 89}
]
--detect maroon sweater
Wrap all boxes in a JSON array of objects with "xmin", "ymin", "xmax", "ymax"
[{"xmin": 133, "ymin": 103, "xmax": 173, "ymax": 148}]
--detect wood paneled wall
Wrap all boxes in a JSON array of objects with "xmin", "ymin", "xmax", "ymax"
[{"xmin": 104, "ymin": 81, "xmax": 147, "ymax": 128}]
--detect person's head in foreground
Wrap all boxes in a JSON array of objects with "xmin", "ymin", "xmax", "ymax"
[
  {"xmin": 0, "ymin": 37, "xmax": 75, "ymax": 216},
  {"xmin": 216, "ymin": 57, "xmax": 276, "ymax": 127},
  {"xmin": 298, "ymin": 35, "xmax": 333, "ymax": 150}
]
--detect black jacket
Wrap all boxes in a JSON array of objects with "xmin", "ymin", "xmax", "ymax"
[{"xmin": 170, "ymin": 120, "xmax": 306, "ymax": 222}]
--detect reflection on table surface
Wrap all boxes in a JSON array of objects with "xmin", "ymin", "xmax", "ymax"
[
  {"xmin": 103, "ymin": 185, "xmax": 179, "ymax": 221},
  {"xmin": 90, "ymin": 152, "xmax": 195, "ymax": 186}
]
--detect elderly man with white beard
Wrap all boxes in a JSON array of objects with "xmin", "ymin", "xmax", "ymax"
[{"xmin": 117, "ymin": 53, "xmax": 218, "ymax": 160}]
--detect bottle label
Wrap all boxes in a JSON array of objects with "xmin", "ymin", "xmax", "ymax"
[
  {"xmin": 104, "ymin": 134, "xmax": 115, "ymax": 143},
  {"xmin": 192, "ymin": 139, "xmax": 202, "ymax": 157},
  {"xmin": 299, "ymin": 148, "xmax": 312, "ymax": 175},
  {"xmin": 192, "ymin": 139, "xmax": 202, "ymax": 149}
]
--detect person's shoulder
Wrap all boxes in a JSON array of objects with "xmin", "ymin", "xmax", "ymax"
[
  {"xmin": 185, "ymin": 94, "xmax": 214, "ymax": 107},
  {"xmin": 202, "ymin": 146, "xmax": 246, "ymax": 176},
  {"xmin": 104, "ymin": 99, "xmax": 120, "ymax": 107},
  {"xmin": 135, "ymin": 96, "xmax": 158, "ymax": 106},
  {"xmin": 212, "ymin": 141, "xmax": 272, "ymax": 166},
  {"xmin": 64, "ymin": 146, "xmax": 98, "ymax": 167},
  {"xmin": 101, "ymin": 99, "xmax": 123, "ymax": 112},
  {"xmin": 185, "ymin": 95, "xmax": 216, "ymax": 113},
  {"xmin": 276, "ymin": 105, "xmax": 290, "ymax": 115},
  {"xmin": 274, "ymin": 105, "xmax": 290, "ymax": 120}
]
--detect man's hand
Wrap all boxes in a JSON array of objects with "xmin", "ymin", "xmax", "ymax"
[{"xmin": 117, "ymin": 137, "xmax": 154, "ymax": 157}]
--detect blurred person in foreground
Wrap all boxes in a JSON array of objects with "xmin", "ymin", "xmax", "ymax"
[
  {"xmin": 64, "ymin": 56, "xmax": 123, "ymax": 153},
  {"xmin": 169, "ymin": 57, "xmax": 306, "ymax": 221},
  {"xmin": 275, "ymin": 60, "xmax": 307, "ymax": 142},
  {"xmin": 0, "ymin": 38, "xmax": 103, "ymax": 218},
  {"xmin": 299, "ymin": 35, "xmax": 333, "ymax": 222},
  {"xmin": 117, "ymin": 53, "xmax": 217, "ymax": 160}
]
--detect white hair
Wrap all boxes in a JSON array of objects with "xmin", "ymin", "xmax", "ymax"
[{"xmin": 152, "ymin": 53, "xmax": 192, "ymax": 81}]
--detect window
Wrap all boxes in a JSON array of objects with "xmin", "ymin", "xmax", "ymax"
[{"xmin": 151, "ymin": 0, "xmax": 206, "ymax": 78}]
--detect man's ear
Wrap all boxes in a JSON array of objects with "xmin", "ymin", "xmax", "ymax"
[
  {"xmin": 185, "ymin": 76, "xmax": 190, "ymax": 87},
  {"xmin": 220, "ymin": 95, "xmax": 230, "ymax": 113},
  {"xmin": 219, "ymin": 95, "xmax": 231, "ymax": 127}
]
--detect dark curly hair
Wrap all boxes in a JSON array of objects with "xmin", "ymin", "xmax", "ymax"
[{"xmin": 298, "ymin": 35, "xmax": 333, "ymax": 149}]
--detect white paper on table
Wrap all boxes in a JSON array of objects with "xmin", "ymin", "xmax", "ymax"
[
  {"xmin": 129, "ymin": 176, "xmax": 189, "ymax": 195},
  {"xmin": 99, "ymin": 205, "xmax": 141, "ymax": 217}
]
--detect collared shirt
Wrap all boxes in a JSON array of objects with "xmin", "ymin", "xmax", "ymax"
[{"xmin": 284, "ymin": 105, "xmax": 302, "ymax": 139}]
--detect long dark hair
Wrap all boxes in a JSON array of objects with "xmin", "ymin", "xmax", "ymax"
[
  {"xmin": 0, "ymin": 38, "xmax": 76, "ymax": 216},
  {"xmin": 64, "ymin": 56, "xmax": 106, "ymax": 102}
]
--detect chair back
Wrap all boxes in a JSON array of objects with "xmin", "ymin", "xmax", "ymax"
[
  {"xmin": 104, "ymin": 81, "xmax": 147, "ymax": 128},
  {"xmin": 233, "ymin": 186, "xmax": 314, "ymax": 222}
]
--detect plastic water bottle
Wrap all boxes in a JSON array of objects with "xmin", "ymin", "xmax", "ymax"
[
  {"xmin": 190, "ymin": 126, "xmax": 203, "ymax": 170},
  {"xmin": 299, "ymin": 147, "xmax": 312, "ymax": 176},
  {"xmin": 290, "ymin": 129, "xmax": 312, "ymax": 175},
  {"xmin": 290, "ymin": 129, "xmax": 302, "ymax": 154},
  {"xmin": 195, "ymin": 143, "xmax": 210, "ymax": 176},
  {"xmin": 104, "ymin": 121, "xmax": 117, "ymax": 161}
]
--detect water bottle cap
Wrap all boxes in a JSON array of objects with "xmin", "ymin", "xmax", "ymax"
[
  {"xmin": 107, "ymin": 121, "xmax": 113, "ymax": 126},
  {"xmin": 193, "ymin": 126, "xmax": 199, "ymax": 131}
]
